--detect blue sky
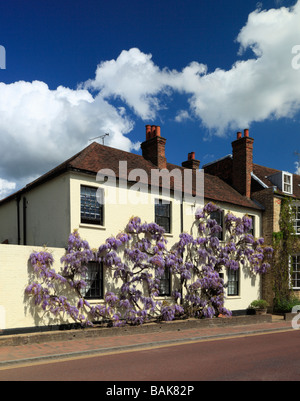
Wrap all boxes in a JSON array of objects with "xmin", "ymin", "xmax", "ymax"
[{"xmin": 0, "ymin": 0, "xmax": 299, "ymax": 198}]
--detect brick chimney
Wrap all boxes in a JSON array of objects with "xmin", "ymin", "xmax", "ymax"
[
  {"xmin": 141, "ymin": 125, "xmax": 167, "ymax": 169},
  {"xmin": 232, "ymin": 129, "xmax": 254, "ymax": 198},
  {"xmin": 182, "ymin": 152, "xmax": 200, "ymax": 170}
]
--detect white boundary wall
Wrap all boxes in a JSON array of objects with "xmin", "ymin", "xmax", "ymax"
[
  {"xmin": 0, "ymin": 244, "xmax": 66, "ymax": 331},
  {"xmin": 0, "ymin": 241, "xmax": 261, "ymax": 332}
]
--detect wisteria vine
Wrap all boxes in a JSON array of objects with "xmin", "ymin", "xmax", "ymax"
[{"xmin": 25, "ymin": 203, "xmax": 273, "ymax": 327}]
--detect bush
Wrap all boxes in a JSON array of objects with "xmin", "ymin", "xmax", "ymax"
[
  {"xmin": 274, "ymin": 297, "xmax": 300, "ymax": 313},
  {"xmin": 249, "ymin": 299, "xmax": 269, "ymax": 309}
]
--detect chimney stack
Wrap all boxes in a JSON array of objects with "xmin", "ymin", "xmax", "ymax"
[
  {"xmin": 232, "ymin": 129, "xmax": 254, "ymax": 198},
  {"xmin": 141, "ymin": 125, "xmax": 167, "ymax": 169},
  {"xmin": 182, "ymin": 152, "xmax": 200, "ymax": 170}
]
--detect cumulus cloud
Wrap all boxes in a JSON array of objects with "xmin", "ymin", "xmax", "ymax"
[
  {"xmin": 0, "ymin": 178, "xmax": 16, "ymax": 199},
  {"xmin": 85, "ymin": 1, "xmax": 300, "ymax": 135},
  {"xmin": 0, "ymin": 80, "xmax": 135, "ymax": 194}
]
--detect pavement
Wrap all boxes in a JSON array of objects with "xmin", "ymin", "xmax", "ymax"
[{"xmin": 0, "ymin": 314, "xmax": 296, "ymax": 369}]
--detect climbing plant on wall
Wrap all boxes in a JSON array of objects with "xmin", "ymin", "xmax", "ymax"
[
  {"xmin": 272, "ymin": 197, "xmax": 300, "ymax": 310},
  {"xmin": 25, "ymin": 203, "xmax": 273, "ymax": 327}
]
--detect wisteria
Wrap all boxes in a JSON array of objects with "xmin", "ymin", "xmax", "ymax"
[{"xmin": 25, "ymin": 202, "xmax": 273, "ymax": 328}]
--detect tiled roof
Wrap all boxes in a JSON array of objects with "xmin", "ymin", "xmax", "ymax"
[
  {"xmin": 253, "ymin": 164, "xmax": 300, "ymax": 199},
  {"xmin": 0, "ymin": 142, "xmax": 263, "ymax": 210}
]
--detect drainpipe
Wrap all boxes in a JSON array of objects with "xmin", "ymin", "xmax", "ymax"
[
  {"xmin": 16, "ymin": 195, "xmax": 21, "ymax": 245},
  {"xmin": 23, "ymin": 197, "xmax": 27, "ymax": 245}
]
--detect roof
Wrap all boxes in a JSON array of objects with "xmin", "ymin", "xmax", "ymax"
[
  {"xmin": 253, "ymin": 164, "xmax": 300, "ymax": 199},
  {"xmin": 0, "ymin": 141, "xmax": 263, "ymax": 210}
]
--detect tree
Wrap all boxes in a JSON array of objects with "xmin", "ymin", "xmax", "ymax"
[{"xmin": 25, "ymin": 203, "xmax": 273, "ymax": 327}]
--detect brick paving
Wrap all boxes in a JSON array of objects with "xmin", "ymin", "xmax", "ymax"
[{"xmin": 0, "ymin": 316, "xmax": 294, "ymax": 367}]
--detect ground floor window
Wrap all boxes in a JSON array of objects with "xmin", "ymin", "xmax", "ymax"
[
  {"xmin": 291, "ymin": 255, "xmax": 300, "ymax": 290},
  {"xmin": 158, "ymin": 267, "xmax": 171, "ymax": 296},
  {"xmin": 81, "ymin": 261, "xmax": 103, "ymax": 299},
  {"xmin": 227, "ymin": 268, "xmax": 239, "ymax": 296}
]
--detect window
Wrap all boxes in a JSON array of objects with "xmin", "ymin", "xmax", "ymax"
[
  {"xmin": 81, "ymin": 261, "xmax": 103, "ymax": 299},
  {"xmin": 291, "ymin": 255, "xmax": 300, "ymax": 290},
  {"xmin": 155, "ymin": 199, "xmax": 171, "ymax": 233},
  {"xmin": 283, "ymin": 173, "xmax": 293, "ymax": 194},
  {"xmin": 158, "ymin": 268, "xmax": 171, "ymax": 296},
  {"xmin": 292, "ymin": 204, "xmax": 300, "ymax": 235},
  {"xmin": 227, "ymin": 268, "xmax": 239, "ymax": 296},
  {"xmin": 247, "ymin": 215, "xmax": 255, "ymax": 236},
  {"xmin": 81, "ymin": 185, "xmax": 104, "ymax": 225},
  {"xmin": 210, "ymin": 210, "xmax": 224, "ymax": 240}
]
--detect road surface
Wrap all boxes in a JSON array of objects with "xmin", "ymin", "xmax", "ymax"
[{"xmin": 0, "ymin": 329, "xmax": 299, "ymax": 382}]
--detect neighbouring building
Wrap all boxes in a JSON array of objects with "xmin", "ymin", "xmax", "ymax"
[{"xmin": 203, "ymin": 129, "xmax": 300, "ymax": 306}]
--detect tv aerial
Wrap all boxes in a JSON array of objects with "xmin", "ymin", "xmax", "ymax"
[{"xmin": 89, "ymin": 133, "xmax": 109, "ymax": 145}]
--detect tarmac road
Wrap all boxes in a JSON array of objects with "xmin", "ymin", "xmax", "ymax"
[{"xmin": 0, "ymin": 329, "xmax": 299, "ymax": 382}]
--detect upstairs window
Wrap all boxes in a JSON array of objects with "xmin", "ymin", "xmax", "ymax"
[
  {"xmin": 210, "ymin": 210, "xmax": 224, "ymax": 241},
  {"xmin": 292, "ymin": 204, "xmax": 300, "ymax": 235},
  {"xmin": 81, "ymin": 185, "xmax": 104, "ymax": 226},
  {"xmin": 283, "ymin": 173, "xmax": 293, "ymax": 194},
  {"xmin": 247, "ymin": 215, "xmax": 255, "ymax": 236},
  {"xmin": 155, "ymin": 199, "xmax": 171, "ymax": 233}
]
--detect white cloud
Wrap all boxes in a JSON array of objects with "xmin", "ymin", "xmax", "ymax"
[
  {"xmin": 0, "ymin": 178, "xmax": 16, "ymax": 199},
  {"xmin": 0, "ymin": 80, "xmax": 135, "ymax": 194},
  {"xmin": 85, "ymin": 2, "xmax": 300, "ymax": 136}
]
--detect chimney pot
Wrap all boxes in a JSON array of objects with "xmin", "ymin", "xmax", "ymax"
[
  {"xmin": 237, "ymin": 131, "xmax": 242, "ymax": 140},
  {"xmin": 244, "ymin": 129, "xmax": 249, "ymax": 137},
  {"xmin": 145, "ymin": 125, "xmax": 151, "ymax": 140},
  {"xmin": 151, "ymin": 125, "xmax": 156, "ymax": 138},
  {"xmin": 141, "ymin": 124, "xmax": 167, "ymax": 169},
  {"xmin": 188, "ymin": 152, "xmax": 195, "ymax": 160}
]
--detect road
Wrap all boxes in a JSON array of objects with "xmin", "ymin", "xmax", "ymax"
[{"xmin": 0, "ymin": 329, "xmax": 299, "ymax": 382}]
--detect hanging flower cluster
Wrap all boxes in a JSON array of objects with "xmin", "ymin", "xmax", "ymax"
[{"xmin": 25, "ymin": 203, "xmax": 273, "ymax": 327}]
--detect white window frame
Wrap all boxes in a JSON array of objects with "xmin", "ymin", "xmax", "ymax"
[
  {"xmin": 292, "ymin": 202, "xmax": 300, "ymax": 235},
  {"xmin": 290, "ymin": 255, "xmax": 300, "ymax": 290},
  {"xmin": 282, "ymin": 172, "xmax": 293, "ymax": 195}
]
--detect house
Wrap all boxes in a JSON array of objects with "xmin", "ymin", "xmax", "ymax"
[
  {"xmin": 0, "ymin": 125, "xmax": 266, "ymax": 332},
  {"xmin": 203, "ymin": 129, "xmax": 300, "ymax": 305}
]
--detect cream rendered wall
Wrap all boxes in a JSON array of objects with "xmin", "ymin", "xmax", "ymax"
[
  {"xmin": 70, "ymin": 172, "xmax": 263, "ymax": 312},
  {"xmin": 24, "ymin": 173, "xmax": 70, "ymax": 247},
  {"xmin": 69, "ymin": 172, "xmax": 202, "ymax": 250},
  {"xmin": 0, "ymin": 171, "xmax": 264, "ymax": 333},
  {"xmin": 0, "ymin": 244, "xmax": 66, "ymax": 330},
  {"xmin": 0, "ymin": 200, "xmax": 18, "ymax": 244},
  {"xmin": 208, "ymin": 201, "xmax": 262, "ymax": 311}
]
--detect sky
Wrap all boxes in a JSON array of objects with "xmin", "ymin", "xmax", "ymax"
[{"xmin": 0, "ymin": 0, "xmax": 300, "ymax": 199}]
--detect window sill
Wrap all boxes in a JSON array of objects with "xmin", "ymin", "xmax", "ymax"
[
  {"xmin": 79, "ymin": 223, "xmax": 106, "ymax": 230},
  {"xmin": 84, "ymin": 299, "xmax": 105, "ymax": 304},
  {"xmin": 226, "ymin": 295, "xmax": 241, "ymax": 299}
]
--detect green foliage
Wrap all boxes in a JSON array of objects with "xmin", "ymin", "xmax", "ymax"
[
  {"xmin": 249, "ymin": 299, "xmax": 269, "ymax": 309},
  {"xmin": 272, "ymin": 196, "xmax": 299, "ymax": 308},
  {"xmin": 273, "ymin": 296, "xmax": 300, "ymax": 313}
]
